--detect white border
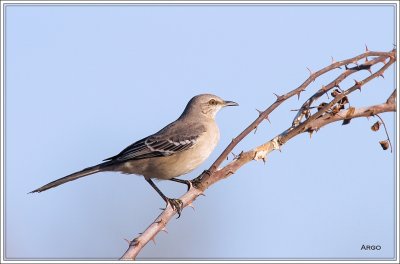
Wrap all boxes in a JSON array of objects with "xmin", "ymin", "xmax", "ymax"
[{"xmin": 0, "ymin": 1, "xmax": 398, "ymax": 263}]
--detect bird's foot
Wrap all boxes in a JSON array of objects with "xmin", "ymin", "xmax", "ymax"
[{"xmin": 166, "ymin": 198, "xmax": 184, "ymax": 218}]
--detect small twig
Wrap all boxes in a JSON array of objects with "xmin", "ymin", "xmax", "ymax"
[{"xmin": 291, "ymin": 106, "xmax": 318, "ymax": 111}]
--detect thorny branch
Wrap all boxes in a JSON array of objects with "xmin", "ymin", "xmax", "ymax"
[{"xmin": 120, "ymin": 48, "xmax": 396, "ymax": 260}]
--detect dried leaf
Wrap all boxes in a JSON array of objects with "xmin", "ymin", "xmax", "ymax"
[
  {"xmin": 371, "ymin": 121, "xmax": 381, "ymax": 131},
  {"xmin": 379, "ymin": 140, "xmax": 389, "ymax": 150},
  {"xmin": 342, "ymin": 107, "xmax": 355, "ymax": 125},
  {"xmin": 317, "ymin": 102, "xmax": 328, "ymax": 111},
  {"xmin": 331, "ymin": 89, "xmax": 342, "ymax": 98},
  {"xmin": 305, "ymin": 110, "xmax": 311, "ymax": 119},
  {"xmin": 339, "ymin": 96, "xmax": 349, "ymax": 105},
  {"xmin": 331, "ymin": 105, "xmax": 341, "ymax": 115}
]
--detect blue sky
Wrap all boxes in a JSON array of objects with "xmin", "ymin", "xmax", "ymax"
[{"xmin": 2, "ymin": 2, "xmax": 397, "ymax": 260}]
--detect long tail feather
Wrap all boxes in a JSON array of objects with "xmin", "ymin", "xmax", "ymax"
[{"xmin": 29, "ymin": 162, "xmax": 112, "ymax": 193}]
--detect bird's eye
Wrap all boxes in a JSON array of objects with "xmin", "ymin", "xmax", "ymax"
[{"xmin": 209, "ymin": 99, "xmax": 218, "ymax": 105}]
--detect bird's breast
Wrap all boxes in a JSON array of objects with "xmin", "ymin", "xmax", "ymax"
[{"xmin": 117, "ymin": 121, "xmax": 220, "ymax": 180}]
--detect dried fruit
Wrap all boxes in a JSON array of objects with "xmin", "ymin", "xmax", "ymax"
[
  {"xmin": 371, "ymin": 121, "xmax": 381, "ymax": 131},
  {"xmin": 379, "ymin": 140, "xmax": 389, "ymax": 150},
  {"xmin": 342, "ymin": 107, "xmax": 355, "ymax": 125}
]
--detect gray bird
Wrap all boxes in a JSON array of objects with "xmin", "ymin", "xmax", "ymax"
[{"xmin": 30, "ymin": 94, "xmax": 238, "ymax": 215}]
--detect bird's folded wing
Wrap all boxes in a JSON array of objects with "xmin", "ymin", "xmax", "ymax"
[{"xmin": 103, "ymin": 122, "xmax": 207, "ymax": 162}]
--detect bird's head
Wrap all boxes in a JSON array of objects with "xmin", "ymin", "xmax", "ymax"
[{"xmin": 181, "ymin": 94, "xmax": 238, "ymax": 119}]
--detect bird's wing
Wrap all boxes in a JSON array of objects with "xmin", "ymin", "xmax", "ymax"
[{"xmin": 103, "ymin": 121, "xmax": 206, "ymax": 162}]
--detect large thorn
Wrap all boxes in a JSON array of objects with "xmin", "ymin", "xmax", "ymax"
[
  {"xmin": 307, "ymin": 67, "xmax": 315, "ymax": 82},
  {"xmin": 265, "ymin": 115, "xmax": 271, "ymax": 123},
  {"xmin": 354, "ymin": 79, "xmax": 363, "ymax": 91},
  {"xmin": 297, "ymin": 91, "xmax": 302, "ymax": 100},
  {"xmin": 273, "ymin": 92, "xmax": 281, "ymax": 100}
]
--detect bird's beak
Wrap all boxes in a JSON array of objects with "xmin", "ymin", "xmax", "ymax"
[{"xmin": 223, "ymin": 100, "xmax": 239, "ymax": 107}]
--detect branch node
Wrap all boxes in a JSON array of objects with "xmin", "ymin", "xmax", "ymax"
[
  {"xmin": 272, "ymin": 137, "xmax": 282, "ymax": 150},
  {"xmin": 253, "ymin": 150, "xmax": 267, "ymax": 162},
  {"xmin": 155, "ymin": 219, "xmax": 164, "ymax": 225},
  {"xmin": 129, "ymin": 238, "xmax": 139, "ymax": 247},
  {"xmin": 226, "ymin": 170, "xmax": 235, "ymax": 176}
]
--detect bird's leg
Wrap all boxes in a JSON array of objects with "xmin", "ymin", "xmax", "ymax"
[
  {"xmin": 145, "ymin": 178, "xmax": 183, "ymax": 218},
  {"xmin": 169, "ymin": 178, "xmax": 192, "ymax": 192}
]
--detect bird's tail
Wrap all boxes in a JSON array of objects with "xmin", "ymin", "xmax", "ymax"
[{"xmin": 29, "ymin": 162, "xmax": 113, "ymax": 193}]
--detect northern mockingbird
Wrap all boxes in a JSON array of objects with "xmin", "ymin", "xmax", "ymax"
[{"xmin": 31, "ymin": 94, "xmax": 238, "ymax": 215}]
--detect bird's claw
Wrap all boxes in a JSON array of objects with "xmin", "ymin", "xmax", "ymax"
[
  {"xmin": 166, "ymin": 198, "xmax": 183, "ymax": 218},
  {"xmin": 184, "ymin": 180, "xmax": 193, "ymax": 192}
]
